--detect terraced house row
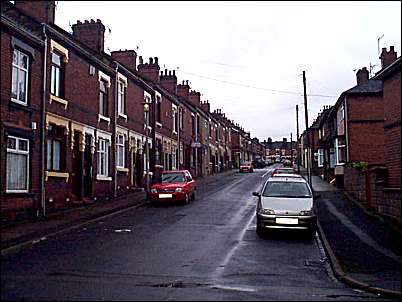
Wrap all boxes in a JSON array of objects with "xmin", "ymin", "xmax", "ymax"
[
  {"xmin": 300, "ymin": 46, "xmax": 401, "ymax": 222},
  {"xmin": 1, "ymin": 1, "xmax": 265, "ymax": 221}
]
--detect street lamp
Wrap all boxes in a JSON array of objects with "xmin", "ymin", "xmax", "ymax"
[{"xmin": 143, "ymin": 101, "xmax": 150, "ymax": 194}]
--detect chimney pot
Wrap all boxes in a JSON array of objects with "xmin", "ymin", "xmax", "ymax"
[
  {"xmin": 169, "ymin": 70, "xmax": 171, "ymax": 76},
  {"xmin": 149, "ymin": 57, "xmax": 153, "ymax": 64},
  {"xmin": 154, "ymin": 57, "xmax": 158, "ymax": 65},
  {"xmin": 139, "ymin": 56, "xmax": 143, "ymax": 64},
  {"xmin": 186, "ymin": 80, "xmax": 189, "ymax": 85}
]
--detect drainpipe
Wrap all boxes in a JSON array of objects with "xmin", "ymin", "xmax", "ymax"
[
  {"xmin": 40, "ymin": 24, "xmax": 48, "ymax": 218},
  {"xmin": 114, "ymin": 62, "xmax": 119, "ymax": 197}
]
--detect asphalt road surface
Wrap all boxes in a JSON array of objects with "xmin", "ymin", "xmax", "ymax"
[{"xmin": 1, "ymin": 165, "xmax": 391, "ymax": 301}]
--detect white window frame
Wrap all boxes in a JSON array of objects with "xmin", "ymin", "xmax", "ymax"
[
  {"xmin": 335, "ymin": 138, "xmax": 346, "ymax": 165},
  {"xmin": 318, "ymin": 148, "xmax": 324, "ymax": 167},
  {"xmin": 116, "ymin": 133, "xmax": 125, "ymax": 168},
  {"xmin": 11, "ymin": 49, "xmax": 29, "ymax": 106},
  {"xmin": 117, "ymin": 78, "xmax": 127, "ymax": 118},
  {"xmin": 97, "ymin": 138, "xmax": 109, "ymax": 177},
  {"xmin": 51, "ymin": 52, "xmax": 61, "ymax": 97},
  {"xmin": 6, "ymin": 136, "xmax": 29, "ymax": 193},
  {"xmin": 172, "ymin": 105, "xmax": 178, "ymax": 134}
]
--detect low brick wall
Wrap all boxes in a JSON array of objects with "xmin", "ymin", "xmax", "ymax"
[{"xmin": 344, "ymin": 163, "xmax": 401, "ymax": 221}]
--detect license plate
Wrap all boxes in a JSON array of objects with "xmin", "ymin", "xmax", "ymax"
[
  {"xmin": 159, "ymin": 194, "xmax": 172, "ymax": 198},
  {"xmin": 275, "ymin": 217, "xmax": 298, "ymax": 225}
]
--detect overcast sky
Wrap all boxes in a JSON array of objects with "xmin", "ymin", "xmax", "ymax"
[{"xmin": 55, "ymin": 1, "xmax": 401, "ymax": 142}]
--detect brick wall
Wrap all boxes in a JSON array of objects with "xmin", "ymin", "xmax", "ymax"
[{"xmin": 383, "ymin": 72, "xmax": 401, "ymax": 188}]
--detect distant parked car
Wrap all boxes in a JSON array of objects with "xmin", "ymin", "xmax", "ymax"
[
  {"xmin": 271, "ymin": 167, "xmax": 296, "ymax": 176},
  {"xmin": 239, "ymin": 161, "xmax": 254, "ymax": 173},
  {"xmin": 253, "ymin": 177, "xmax": 316, "ymax": 237},
  {"xmin": 271, "ymin": 173, "xmax": 302, "ymax": 179},
  {"xmin": 283, "ymin": 159, "xmax": 292, "ymax": 167},
  {"xmin": 252, "ymin": 159, "xmax": 266, "ymax": 169},
  {"xmin": 149, "ymin": 170, "xmax": 196, "ymax": 205}
]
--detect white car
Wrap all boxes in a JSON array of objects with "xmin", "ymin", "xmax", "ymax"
[{"xmin": 253, "ymin": 177, "xmax": 316, "ymax": 237}]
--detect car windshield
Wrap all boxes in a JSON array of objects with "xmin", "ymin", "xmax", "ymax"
[
  {"xmin": 241, "ymin": 162, "xmax": 251, "ymax": 166},
  {"xmin": 162, "ymin": 173, "xmax": 186, "ymax": 183},
  {"xmin": 262, "ymin": 181, "xmax": 312, "ymax": 198}
]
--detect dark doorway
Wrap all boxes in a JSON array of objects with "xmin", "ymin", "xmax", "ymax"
[
  {"xmin": 72, "ymin": 131, "xmax": 83, "ymax": 198},
  {"xmin": 83, "ymin": 134, "xmax": 92, "ymax": 198}
]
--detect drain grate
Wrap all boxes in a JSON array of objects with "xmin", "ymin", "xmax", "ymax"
[
  {"xmin": 152, "ymin": 280, "xmax": 185, "ymax": 288},
  {"xmin": 304, "ymin": 259, "xmax": 326, "ymax": 267}
]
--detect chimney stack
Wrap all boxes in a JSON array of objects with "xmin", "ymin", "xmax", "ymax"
[
  {"xmin": 160, "ymin": 69, "xmax": 177, "ymax": 94},
  {"xmin": 15, "ymin": 1, "xmax": 55, "ymax": 24},
  {"xmin": 189, "ymin": 90, "xmax": 201, "ymax": 107},
  {"xmin": 356, "ymin": 67, "xmax": 369, "ymax": 85},
  {"xmin": 111, "ymin": 49, "xmax": 137, "ymax": 71},
  {"xmin": 379, "ymin": 46, "xmax": 397, "ymax": 69},
  {"xmin": 137, "ymin": 56, "xmax": 160, "ymax": 83},
  {"xmin": 177, "ymin": 80, "xmax": 190, "ymax": 100},
  {"xmin": 72, "ymin": 19, "xmax": 106, "ymax": 53},
  {"xmin": 201, "ymin": 101, "xmax": 210, "ymax": 113}
]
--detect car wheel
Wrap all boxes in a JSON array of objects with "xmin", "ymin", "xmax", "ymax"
[
  {"xmin": 307, "ymin": 226, "xmax": 316, "ymax": 239},
  {"xmin": 191, "ymin": 190, "xmax": 196, "ymax": 201},
  {"xmin": 184, "ymin": 193, "xmax": 190, "ymax": 205},
  {"xmin": 256, "ymin": 217, "xmax": 264, "ymax": 236}
]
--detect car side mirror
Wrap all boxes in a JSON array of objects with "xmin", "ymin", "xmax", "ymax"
[{"xmin": 252, "ymin": 192, "xmax": 260, "ymax": 197}]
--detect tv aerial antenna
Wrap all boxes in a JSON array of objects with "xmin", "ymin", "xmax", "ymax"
[{"xmin": 377, "ymin": 34, "xmax": 384, "ymax": 55}]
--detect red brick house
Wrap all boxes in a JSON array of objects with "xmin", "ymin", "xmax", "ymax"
[{"xmin": 1, "ymin": 1, "xmax": 45, "ymax": 220}]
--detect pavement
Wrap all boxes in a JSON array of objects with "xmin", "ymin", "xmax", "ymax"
[
  {"xmin": 300, "ymin": 168, "xmax": 401, "ymax": 299},
  {"xmin": 1, "ymin": 167, "xmax": 401, "ymax": 299}
]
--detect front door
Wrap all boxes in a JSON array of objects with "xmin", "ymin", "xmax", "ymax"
[
  {"xmin": 83, "ymin": 134, "xmax": 92, "ymax": 198},
  {"xmin": 72, "ymin": 131, "xmax": 83, "ymax": 198}
]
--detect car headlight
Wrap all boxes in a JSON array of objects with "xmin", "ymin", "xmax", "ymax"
[
  {"xmin": 150, "ymin": 188, "xmax": 157, "ymax": 193},
  {"xmin": 175, "ymin": 187, "xmax": 183, "ymax": 192},
  {"xmin": 259, "ymin": 208, "xmax": 275, "ymax": 215},
  {"xmin": 299, "ymin": 210, "xmax": 313, "ymax": 216}
]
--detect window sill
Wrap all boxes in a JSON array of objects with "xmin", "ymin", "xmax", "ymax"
[
  {"xmin": 10, "ymin": 98, "xmax": 28, "ymax": 107},
  {"xmin": 118, "ymin": 113, "xmax": 128, "ymax": 120},
  {"xmin": 45, "ymin": 171, "xmax": 69, "ymax": 182},
  {"xmin": 116, "ymin": 167, "xmax": 129, "ymax": 173},
  {"xmin": 49, "ymin": 95, "xmax": 68, "ymax": 109},
  {"xmin": 98, "ymin": 114, "xmax": 111, "ymax": 125},
  {"xmin": 156, "ymin": 122, "xmax": 162, "ymax": 128},
  {"xmin": 96, "ymin": 175, "xmax": 112, "ymax": 181}
]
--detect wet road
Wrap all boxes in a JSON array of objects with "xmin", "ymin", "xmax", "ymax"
[{"xmin": 1, "ymin": 165, "xmax": 390, "ymax": 300}]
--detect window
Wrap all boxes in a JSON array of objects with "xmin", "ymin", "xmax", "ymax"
[
  {"xmin": 117, "ymin": 80, "xmax": 126, "ymax": 116},
  {"xmin": 11, "ymin": 49, "xmax": 29, "ymax": 105},
  {"xmin": 156, "ymin": 96, "xmax": 162, "ymax": 124},
  {"xmin": 335, "ymin": 138, "xmax": 346, "ymax": 164},
  {"xmin": 6, "ymin": 136, "xmax": 29, "ymax": 192},
  {"xmin": 191, "ymin": 115, "xmax": 196, "ymax": 136},
  {"xmin": 47, "ymin": 125, "xmax": 64, "ymax": 171},
  {"xmin": 172, "ymin": 146, "xmax": 177, "ymax": 169},
  {"xmin": 318, "ymin": 149, "xmax": 324, "ymax": 167},
  {"xmin": 179, "ymin": 108, "xmax": 183, "ymax": 129},
  {"xmin": 97, "ymin": 138, "xmax": 109, "ymax": 176},
  {"xmin": 116, "ymin": 134, "xmax": 125, "ymax": 168},
  {"xmin": 51, "ymin": 52, "xmax": 63, "ymax": 97},
  {"xmin": 99, "ymin": 79, "xmax": 108, "ymax": 117},
  {"xmin": 172, "ymin": 108, "xmax": 178, "ymax": 133}
]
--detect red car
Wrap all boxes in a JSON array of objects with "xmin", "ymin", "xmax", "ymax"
[{"xmin": 149, "ymin": 170, "xmax": 196, "ymax": 205}]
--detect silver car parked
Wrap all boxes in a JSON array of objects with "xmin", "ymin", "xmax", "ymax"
[{"xmin": 253, "ymin": 177, "xmax": 317, "ymax": 237}]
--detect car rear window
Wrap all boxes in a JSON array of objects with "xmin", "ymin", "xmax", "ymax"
[
  {"xmin": 262, "ymin": 181, "xmax": 312, "ymax": 198},
  {"xmin": 162, "ymin": 173, "xmax": 186, "ymax": 183}
]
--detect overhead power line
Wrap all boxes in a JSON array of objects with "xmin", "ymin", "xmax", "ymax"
[{"xmin": 179, "ymin": 70, "xmax": 337, "ymax": 98}]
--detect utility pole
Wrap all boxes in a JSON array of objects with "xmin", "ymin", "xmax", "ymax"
[
  {"xmin": 303, "ymin": 71, "xmax": 312, "ymax": 187},
  {"xmin": 296, "ymin": 104, "xmax": 300, "ymax": 174},
  {"xmin": 290, "ymin": 132, "xmax": 293, "ymax": 165}
]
